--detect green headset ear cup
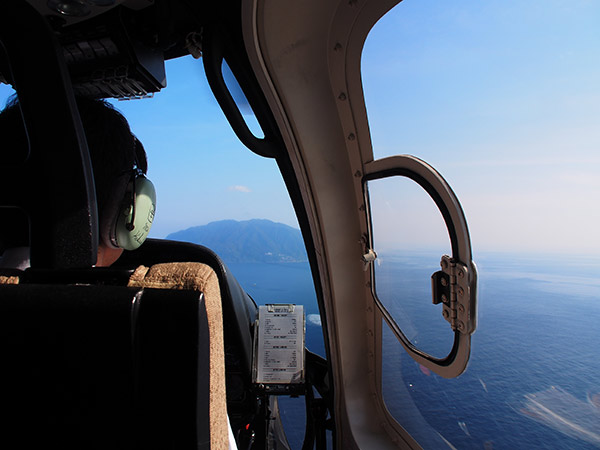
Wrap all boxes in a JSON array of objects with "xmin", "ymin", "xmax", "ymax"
[{"xmin": 114, "ymin": 176, "xmax": 156, "ymax": 251}]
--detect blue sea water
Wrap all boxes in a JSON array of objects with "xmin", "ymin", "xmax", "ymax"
[
  {"xmin": 379, "ymin": 252, "xmax": 600, "ymax": 449},
  {"xmin": 227, "ymin": 253, "xmax": 600, "ymax": 449}
]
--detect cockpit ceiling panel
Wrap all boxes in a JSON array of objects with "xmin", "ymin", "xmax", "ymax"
[
  {"xmin": 26, "ymin": 0, "xmax": 130, "ymax": 27},
  {"xmin": 1, "ymin": 0, "xmax": 240, "ymax": 100}
]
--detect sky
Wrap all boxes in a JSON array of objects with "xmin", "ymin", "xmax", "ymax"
[
  {"xmin": 105, "ymin": 57, "xmax": 297, "ymax": 238},
  {"xmin": 1, "ymin": 0, "xmax": 598, "ymax": 255},
  {"xmin": 362, "ymin": 0, "xmax": 600, "ymax": 255}
]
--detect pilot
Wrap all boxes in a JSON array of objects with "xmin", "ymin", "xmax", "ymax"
[
  {"xmin": 0, "ymin": 97, "xmax": 239, "ymax": 449},
  {"xmin": 0, "ymin": 96, "xmax": 155, "ymax": 268}
]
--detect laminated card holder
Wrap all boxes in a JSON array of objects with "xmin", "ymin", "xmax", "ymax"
[{"xmin": 252, "ymin": 304, "xmax": 305, "ymax": 395}]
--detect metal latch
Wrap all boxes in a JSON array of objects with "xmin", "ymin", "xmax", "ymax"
[
  {"xmin": 360, "ymin": 234, "xmax": 377, "ymax": 271},
  {"xmin": 431, "ymin": 255, "xmax": 473, "ymax": 334},
  {"xmin": 362, "ymin": 249, "xmax": 377, "ymax": 263}
]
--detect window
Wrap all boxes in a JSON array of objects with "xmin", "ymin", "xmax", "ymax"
[
  {"xmin": 363, "ymin": 1, "xmax": 600, "ymax": 448},
  {"xmin": 368, "ymin": 175, "xmax": 453, "ymax": 359}
]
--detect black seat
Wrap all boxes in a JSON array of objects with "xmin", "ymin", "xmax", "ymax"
[
  {"xmin": 0, "ymin": 283, "xmax": 211, "ymax": 450},
  {"xmin": 116, "ymin": 239, "xmax": 259, "ymax": 435},
  {"xmin": 116, "ymin": 238, "xmax": 257, "ymax": 374}
]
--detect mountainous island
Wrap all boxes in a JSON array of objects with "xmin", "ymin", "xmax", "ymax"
[{"xmin": 166, "ymin": 219, "xmax": 308, "ymax": 263}]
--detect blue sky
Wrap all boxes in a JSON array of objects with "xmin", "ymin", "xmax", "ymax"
[
  {"xmin": 1, "ymin": 0, "xmax": 598, "ymax": 255},
  {"xmin": 363, "ymin": 0, "xmax": 600, "ymax": 255},
  {"xmin": 106, "ymin": 57, "xmax": 297, "ymax": 238}
]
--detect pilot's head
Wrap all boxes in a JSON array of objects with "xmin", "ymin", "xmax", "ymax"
[
  {"xmin": 0, "ymin": 96, "xmax": 155, "ymax": 267},
  {"xmin": 76, "ymin": 97, "xmax": 154, "ymax": 266}
]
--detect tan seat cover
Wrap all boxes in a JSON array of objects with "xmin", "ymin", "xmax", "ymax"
[
  {"xmin": 0, "ymin": 275, "xmax": 19, "ymax": 284},
  {"xmin": 129, "ymin": 262, "xmax": 229, "ymax": 449}
]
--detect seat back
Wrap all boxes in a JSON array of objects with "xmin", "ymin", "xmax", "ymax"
[
  {"xmin": 116, "ymin": 239, "xmax": 259, "ymax": 436},
  {"xmin": 0, "ymin": 283, "xmax": 214, "ymax": 449},
  {"xmin": 117, "ymin": 239, "xmax": 257, "ymax": 375}
]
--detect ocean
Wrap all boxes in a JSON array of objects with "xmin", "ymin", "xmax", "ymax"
[{"xmin": 228, "ymin": 252, "xmax": 600, "ymax": 449}]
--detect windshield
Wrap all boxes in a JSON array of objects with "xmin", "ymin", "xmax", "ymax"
[
  {"xmin": 0, "ymin": 54, "xmax": 325, "ymax": 449},
  {"xmin": 363, "ymin": 1, "xmax": 600, "ymax": 448}
]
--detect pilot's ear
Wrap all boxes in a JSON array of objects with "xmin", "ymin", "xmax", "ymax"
[{"xmin": 96, "ymin": 243, "xmax": 123, "ymax": 267}]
